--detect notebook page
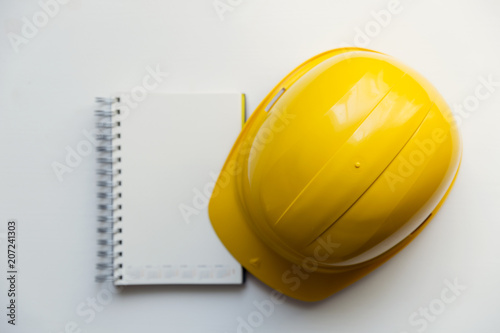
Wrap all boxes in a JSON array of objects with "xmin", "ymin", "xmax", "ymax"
[{"xmin": 114, "ymin": 93, "xmax": 244, "ymax": 285}]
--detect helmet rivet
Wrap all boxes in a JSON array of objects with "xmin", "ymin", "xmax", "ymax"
[{"xmin": 355, "ymin": 162, "xmax": 361, "ymax": 168}]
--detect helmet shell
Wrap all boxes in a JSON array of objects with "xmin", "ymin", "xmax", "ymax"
[{"xmin": 209, "ymin": 48, "xmax": 461, "ymax": 301}]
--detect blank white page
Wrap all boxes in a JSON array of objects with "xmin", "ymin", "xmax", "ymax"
[{"xmin": 113, "ymin": 93, "xmax": 244, "ymax": 285}]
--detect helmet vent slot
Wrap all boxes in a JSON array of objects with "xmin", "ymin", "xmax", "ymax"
[
  {"xmin": 265, "ymin": 88, "xmax": 286, "ymax": 112},
  {"xmin": 410, "ymin": 213, "xmax": 432, "ymax": 235}
]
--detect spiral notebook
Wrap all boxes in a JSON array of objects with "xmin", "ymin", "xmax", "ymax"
[{"xmin": 95, "ymin": 93, "xmax": 245, "ymax": 285}]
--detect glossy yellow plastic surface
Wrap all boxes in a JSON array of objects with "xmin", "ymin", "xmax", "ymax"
[{"xmin": 209, "ymin": 48, "xmax": 462, "ymax": 302}]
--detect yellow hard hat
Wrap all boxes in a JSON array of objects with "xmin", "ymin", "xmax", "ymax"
[{"xmin": 209, "ymin": 48, "xmax": 462, "ymax": 302}]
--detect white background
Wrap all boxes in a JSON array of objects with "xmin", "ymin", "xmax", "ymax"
[{"xmin": 1, "ymin": 0, "xmax": 500, "ymax": 332}]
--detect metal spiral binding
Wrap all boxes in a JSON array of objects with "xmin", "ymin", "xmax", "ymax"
[{"xmin": 95, "ymin": 96, "xmax": 124, "ymax": 283}]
